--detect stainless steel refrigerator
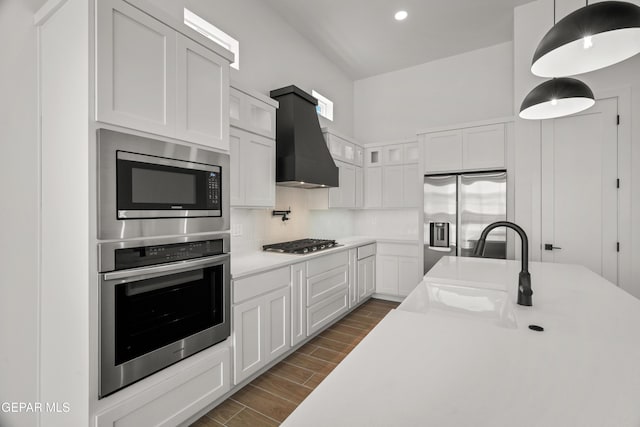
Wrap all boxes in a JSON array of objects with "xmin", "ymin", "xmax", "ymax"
[{"xmin": 424, "ymin": 171, "xmax": 507, "ymax": 274}]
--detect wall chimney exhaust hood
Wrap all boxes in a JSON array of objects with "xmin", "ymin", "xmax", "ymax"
[{"xmin": 270, "ymin": 86, "xmax": 339, "ymax": 189}]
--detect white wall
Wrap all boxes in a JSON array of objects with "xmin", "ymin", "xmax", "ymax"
[
  {"xmin": 153, "ymin": 0, "xmax": 354, "ymax": 137},
  {"xmin": 0, "ymin": 0, "xmax": 45, "ymax": 426},
  {"xmin": 514, "ymin": 0, "xmax": 640, "ymax": 298},
  {"xmin": 354, "ymin": 42, "xmax": 514, "ymax": 144},
  {"xmin": 231, "ymin": 188, "xmax": 354, "ymax": 254}
]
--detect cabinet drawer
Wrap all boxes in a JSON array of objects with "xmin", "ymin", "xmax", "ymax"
[
  {"xmin": 233, "ymin": 267, "xmax": 289, "ymax": 303},
  {"xmin": 306, "ymin": 251, "xmax": 348, "ymax": 277},
  {"xmin": 306, "ymin": 289, "xmax": 349, "ymax": 336},
  {"xmin": 96, "ymin": 346, "xmax": 230, "ymax": 427},
  {"xmin": 306, "ymin": 265, "xmax": 348, "ymax": 307},
  {"xmin": 377, "ymin": 243, "xmax": 418, "ymax": 257},
  {"xmin": 357, "ymin": 244, "xmax": 376, "ymax": 260}
]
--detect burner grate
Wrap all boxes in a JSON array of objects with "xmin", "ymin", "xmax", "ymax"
[{"xmin": 263, "ymin": 238, "xmax": 338, "ymax": 254}]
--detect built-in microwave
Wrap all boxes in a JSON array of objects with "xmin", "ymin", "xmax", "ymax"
[{"xmin": 98, "ymin": 129, "xmax": 229, "ymax": 239}]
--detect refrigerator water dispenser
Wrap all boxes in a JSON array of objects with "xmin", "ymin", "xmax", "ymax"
[{"xmin": 429, "ymin": 222, "xmax": 450, "ymax": 248}]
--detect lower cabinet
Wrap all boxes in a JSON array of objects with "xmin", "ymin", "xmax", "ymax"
[
  {"xmin": 376, "ymin": 243, "xmax": 421, "ymax": 297},
  {"xmin": 95, "ymin": 345, "xmax": 230, "ymax": 427},
  {"xmin": 305, "ymin": 251, "xmax": 350, "ymax": 336},
  {"xmin": 232, "ymin": 268, "xmax": 290, "ymax": 384},
  {"xmin": 358, "ymin": 255, "xmax": 376, "ymax": 300},
  {"xmin": 290, "ymin": 262, "xmax": 307, "ymax": 347}
]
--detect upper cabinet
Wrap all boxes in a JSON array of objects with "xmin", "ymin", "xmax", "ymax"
[
  {"xmin": 229, "ymin": 84, "xmax": 278, "ymax": 208},
  {"xmin": 421, "ymin": 123, "xmax": 506, "ymax": 173},
  {"xmin": 96, "ymin": 0, "xmax": 231, "ymax": 151},
  {"xmin": 364, "ymin": 141, "xmax": 421, "ymax": 209},
  {"xmin": 229, "ymin": 86, "xmax": 277, "ymax": 139}
]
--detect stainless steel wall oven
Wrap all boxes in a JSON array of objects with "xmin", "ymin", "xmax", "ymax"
[
  {"xmin": 98, "ymin": 233, "xmax": 230, "ymax": 397},
  {"xmin": 97, "ymin": 129, "xmax": 230, "ymax": 240}
]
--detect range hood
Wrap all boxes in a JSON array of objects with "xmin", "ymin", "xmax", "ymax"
[{"xmin": 270, "ymin": 86, "xmax": 339, "ymax": 188}]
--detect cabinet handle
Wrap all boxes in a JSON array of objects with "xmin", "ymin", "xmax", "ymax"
[{"xmin": 544, "ymin": 244, "xmax": 562, "ymax": 251}]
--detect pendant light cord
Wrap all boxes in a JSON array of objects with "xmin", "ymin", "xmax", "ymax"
[{"xmin": 553, "ymin": 0, "xmax": 556, "ymax": 24}]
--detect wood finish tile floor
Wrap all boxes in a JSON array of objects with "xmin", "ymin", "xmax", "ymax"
[{"xmin": 191, "ymin": 298, "xmax": 399, "ymax": 427}]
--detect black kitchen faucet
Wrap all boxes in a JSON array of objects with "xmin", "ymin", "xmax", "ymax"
[{"xmin": 473, "ymin": 221, "xmax": 533, "ymax": 306}]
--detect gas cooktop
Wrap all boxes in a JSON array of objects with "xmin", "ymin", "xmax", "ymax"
[{"xmin": 263, "ymin": 238, "xmax": 339, "ymax": 254}]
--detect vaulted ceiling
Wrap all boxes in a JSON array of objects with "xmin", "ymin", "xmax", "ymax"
[{"xmin": 264, "ymin": 0, "xmax": 534, "ymax": 79}]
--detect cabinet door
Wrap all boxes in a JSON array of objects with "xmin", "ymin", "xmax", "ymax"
[
  {"xmin": 354, "ymin": 145, "xmax": 365, "ymax": 167},
  {"xmin": 176, "ymin": 34, "xmax": 229, "ymax": 150},
  {"xmin": 291, "ymin": 263, "xmax": 307, "ymax": 347},
  {"xmin": 383, "ymin": 145, "xmax": 403, "ymax": 165},
  {"xmin": 382, "ymin": 165, "xmax": 403, "ymax": 207},
  {"xmin": 403, "ymin": 142, "xmax": 420, "ymax": 164},
  {"xmin": 402, "ymin": 164, "xmax": 421, "ymax": 208},
  {"xmin": 365, "ymin": 148, "xmax": 382, "ymax": 166},
  {"xmin": 398, "ymin": 257, "xmax": 420, "ymax": 297},
  {"xmin": 96, "ymin": 0, "xmax": 176, "ymax": 135},
  {"xmin": 229, "ymin": 130, "xmax": 243, "ymax": 206},
  {"xmin": 376, "ymin": 255, "xmax": 398, "ymax": 295},
  {"xmin": 364, "ymin": 166, "xmax": 382, "ymax": 208},
  {"xmin": 264, "ymin": 287, "xmax": 290, "ymax": 361},
  {"xmin": 462, "ymin": 124, "xmax": 505, "ymax": 170},
  {"xmin": 329, "ymin": 161, "xmax": 355, "ymax": 208},
  {"xmin": 355, "ymin": 167, "xmax": 364, "ymax": 209},
  {"xmin": 423, "ymin": 130, "xmax": 463, "ymax": 173},
  {"xmin": 242, "ymin": 132, "xmax": 275, "ymax": 207},
  {"xmin": 348, "ymin": 250, "xmax": 357, "ymax": 308},
  {"xmin": 358, "ymin": 256, "xmax": 376, "ymax": 299},
  {"xmin": 233, "ymin": 298, "xmax": 263, "ymax": 384}
]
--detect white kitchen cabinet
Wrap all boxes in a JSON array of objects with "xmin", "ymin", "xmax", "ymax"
[
  {"xmin": 305, "ymin": 251, "xmax": 350, "ymax": 336},
  {"xmin": 383, "ymin": 145, "xmax": 403, "ymax": 165},
  {"xmin": 329, "ymin": 161, "xmax": 357, "ymax": 208},
  {"xmin": 290, "ymin": 263, "xmax": 307, "ymax": 347},
  {"xmin": 365, "ymin": 166, "xmax": 382, "ymax": 208},
  {"xmin": 96, "ymin": 0, "xmax": 176, "ymax": 137},
  {"xmin": 354, "ymin": 145, "xmax": 365, "ymax": 167},
  {"xmin": 402, "ymin": 164, "xmax": 421, "ymax": 208},
  {"xmin": 95, "ymin": 345, "xmax": 230, "ymax": 427},
  {"xmin": 462, "ymin": 123, "xmax": 505, "ymax": 170},
  {"xmin": 376, "ymin": 242, "xmax": 421, "ymax": 297},
  {"xmin": 229, "ymin": 86, "xmax": 277, "ymax": 139},
  {"xmin": 232, "ymin": 268, "xmax": 290, "ymax": 384},
  {"xmin": 323, "ymin": 129, "xmax": 361, "ymax": 165},
  {"xmin": 403, "ymin": 142, "xmax": 420, "ymax": 164},
  {"xmin": 355, "ymin": 167, "xmax": 364, "ymax": 209},
  {"xmin": 229, "ymin": 128, "xmax": 275, "ymax": 208},
  {"xmin": 175, "ymin": 34, "xmax": 229, "ymax": 149},
  {"xmin": 422, "ymin": 130, "xmax": 463, "ymax": 173},
  {"xmin": 357, "ymin": 254, "xmax": 376, "ymax": 300},
  {"xmin": 422, "ymin": 123, "xmax": 506, "ymax": 173},
  {"xmin": 348, "ymin": 250, "xmax": 357, "ymax": 308},
  {"xmin": 96, "ymin": 0, "xmax": 231, "ymax": 150},
  {"xmin": 382, "ymin": 165, "xmax": 403, "ymax": 207}
]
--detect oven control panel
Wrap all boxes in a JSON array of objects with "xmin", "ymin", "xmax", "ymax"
[{"xmin": 114, "ymin": 239, "xmax": 225, "ymax": 271}]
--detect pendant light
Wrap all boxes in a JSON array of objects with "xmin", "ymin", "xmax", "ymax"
[
  {"xmin": 519, "ymin": 78, "xmax": 595, "ymax": 120},
  {"xmin": 531, "ymin": 1, "xmax": 640, "ymax": 77}
]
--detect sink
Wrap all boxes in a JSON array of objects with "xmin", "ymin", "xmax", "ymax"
[{"xmin": 398, "ymin": 281, "xmax": 518, "ymax": 328}]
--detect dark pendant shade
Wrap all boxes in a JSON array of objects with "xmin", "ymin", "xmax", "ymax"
[
  {"xmin": 531, "ymin": 1, "xmax": 640, "ymax": 77},
  {"xmin": 519, "ymin": 78, "xmax": 595, "ymax": 120}
]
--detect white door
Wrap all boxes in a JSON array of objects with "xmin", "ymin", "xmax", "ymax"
[
  {"xmin": 365, "ymin": 166, "xmax": 382, "ymax": 208},
  {"xmin": 422, "ymin": 130, "xmax": 463, "ymax": 173},
  {"xmin": 242, "ymin": 132, "xmax": 275, "ymax": 207},
  {"xmin": 264, "ymin": 287, "xmax": 290, "ymax": 361},
  {"xmin": 96, "ymin": 0, "xmax": 176, "ymax": 135},
  {"xmin": 233, "ymin": 297, "xmax": 263, "ymax": 384},
  {"xmin": 402, "ymin": 164, "xmax": 421, "ymax": 207},
  {"xmin": 176, "ymin": 34, "xmax": 229, "ymax": 150},
  {"xmin": 462, "ymin": 124, "xmax": 505, "ymax": 170},
  {"xmin": 541, "ymin": 98, "xmax": 618, "ymax": 284},
  {"xmin": 382, "ymin": 165, "xmax": 403, "ymax": 207},
  {"xmin": 376, "ymin": 255, "xmax": 398, "ymax": 295}
]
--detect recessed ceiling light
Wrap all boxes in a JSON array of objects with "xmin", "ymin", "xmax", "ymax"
[{"xmin": 394, "ymin": 10, "xmax": 408, "ymax": 21}]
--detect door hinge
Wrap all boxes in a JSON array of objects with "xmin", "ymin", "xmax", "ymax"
[
  {"xmin": 617, "ymin": 242, "xmax": 620, "ymax": 252},
  {"xmin": 617, "ymin": 115, "xmax": 620, "ymax": 125},
  {"xmin": 616, "ymin": 178, "xmax": 620, "ymax": 188}
]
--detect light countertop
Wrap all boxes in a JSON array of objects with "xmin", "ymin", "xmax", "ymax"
[
  {"xmin": 231, "ymin": 236, "xmax": 418, "ymax": 279},
  {"xmin": 283, "ymin": 257, "xmax": 640, "ymax": 426}
]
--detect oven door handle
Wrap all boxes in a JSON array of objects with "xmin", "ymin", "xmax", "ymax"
[{"xmin": 103, "ymin": 254, "xmax": 230, "ymax": 283}]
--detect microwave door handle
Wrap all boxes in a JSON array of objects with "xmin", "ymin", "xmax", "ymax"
[{"xmin": 103, "ymin": 254, "xmax": 229, "ymax": 283}]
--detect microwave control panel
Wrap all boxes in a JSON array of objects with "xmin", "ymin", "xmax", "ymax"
[{"xmin": 207, "ymin": 171, "xmax": 221, "ymax": 209}]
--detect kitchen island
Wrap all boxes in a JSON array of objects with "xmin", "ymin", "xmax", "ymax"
[{"xmin": 283, "ymin": 257, "xmax": 640, "ymax": 426}]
